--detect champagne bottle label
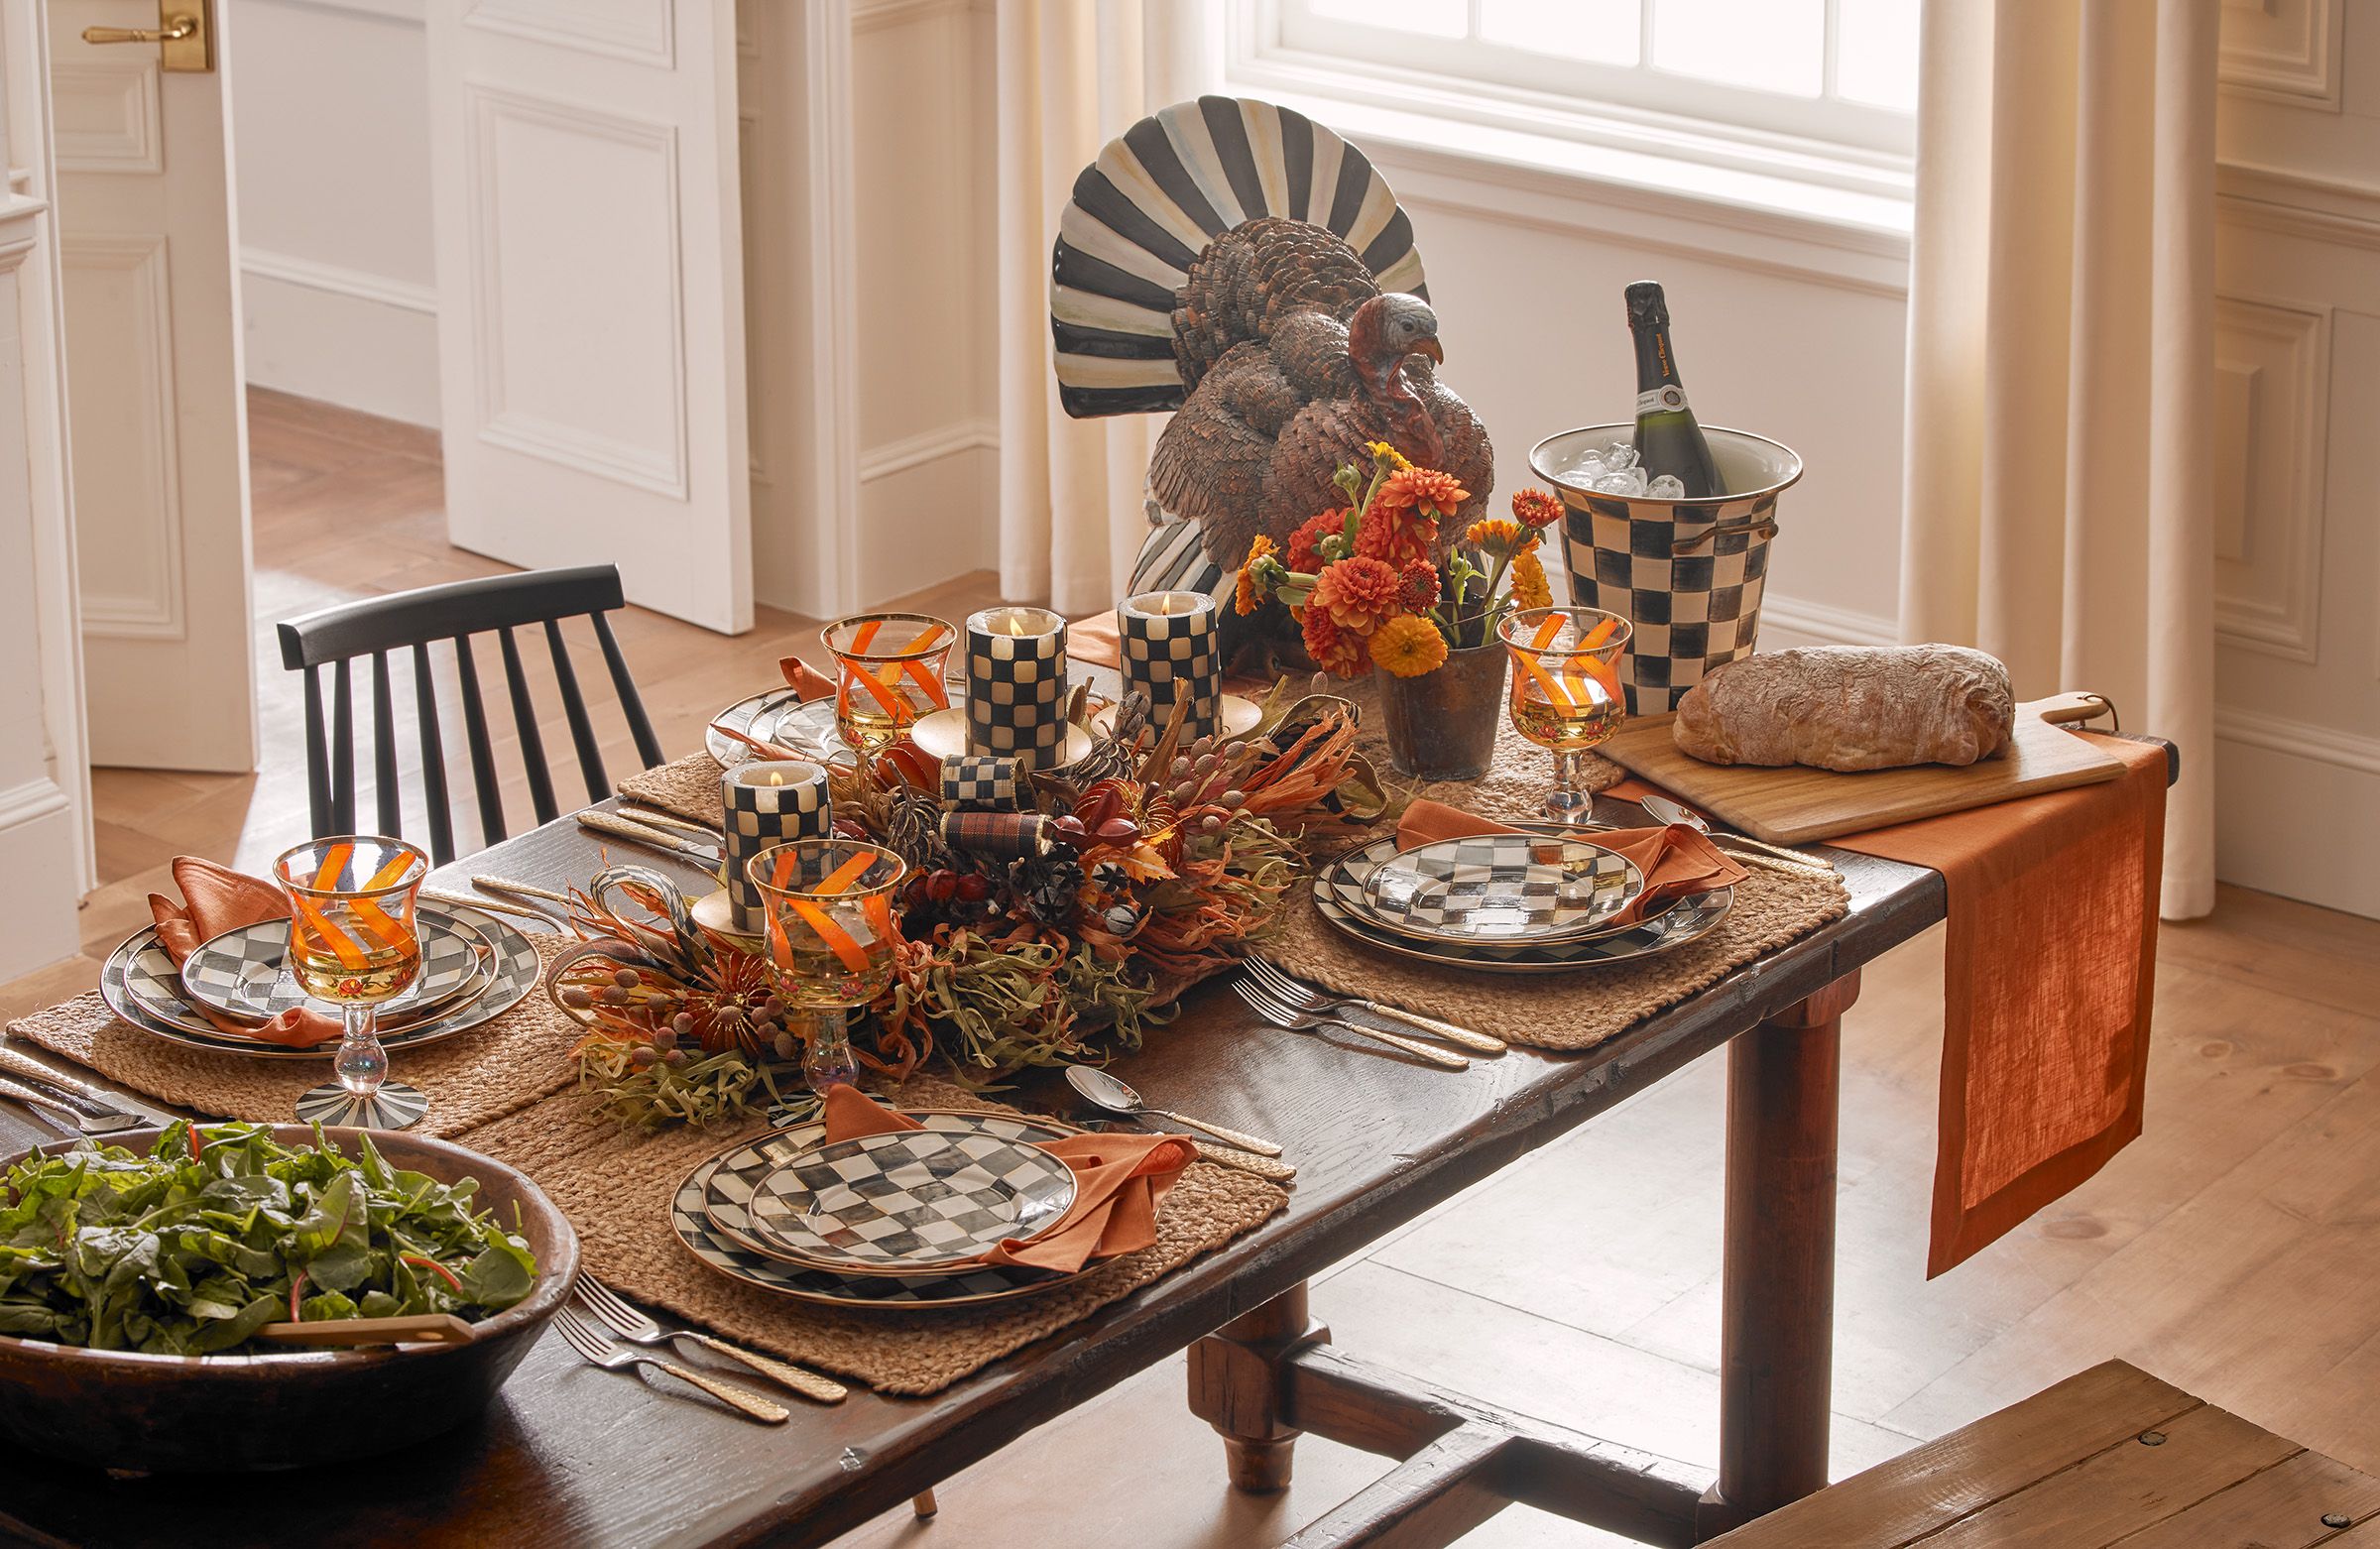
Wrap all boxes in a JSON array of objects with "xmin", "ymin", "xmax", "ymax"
[{"xmin": 1636, "ymin": 385, "xmax": 1688, "ymax": 415}]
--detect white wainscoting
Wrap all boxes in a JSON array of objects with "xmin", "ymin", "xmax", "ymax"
[{"xmin": 240, "ymin": 248, "xmax": 440, "ymax": 425}]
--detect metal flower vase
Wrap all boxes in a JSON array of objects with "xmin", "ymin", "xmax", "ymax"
[
  {"xmin": 1374, "ymin": 641, "xmax": 1508, "ymax": 782},
  {"xmin": 1534, "ymin": 424, "xmax": 1803, "ymax": 714}
]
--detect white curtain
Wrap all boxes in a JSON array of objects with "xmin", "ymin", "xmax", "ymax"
[
  {"xmin": 994, "ymin": 1, "xmax": 1212, "ymax": 616},
  {"xmin": 1900, "ymin": 0, "xmax": 2217, "ymax": 918}
]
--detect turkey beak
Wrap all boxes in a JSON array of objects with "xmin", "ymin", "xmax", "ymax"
[{"xmin": 1411, "ymin": 337, "xmax": 1445, "ymax": 365}]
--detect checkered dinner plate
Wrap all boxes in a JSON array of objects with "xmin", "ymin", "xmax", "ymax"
[
  {"xmin": 178, "ymin": 914, "xmax": 481, "ymax": 1021},
  {"xmin": 740, "ymin": 1128, "xmax": 1077, "ymax": 1275},
  {"xmin": 1313, "ymin": 836, "xmax": 1731, "ymax": 973},
  {"xmin": 682, "ymin": 1110, "xmax": 1093, "ymax": 1308},
  {"xmin": 1361, "ymin": 835, "xmax": 1642, "ymax": 945}
]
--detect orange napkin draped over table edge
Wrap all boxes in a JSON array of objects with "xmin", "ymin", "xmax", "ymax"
[
  {"xmin": 819, "ymin": 1084, "xmax": 1197, "ymax": 1274},
  {"xmin": 1065, "ymin": 610, "xmax": 2167, "ymax": 1274},
  {"xmin": 147, "ymin": 857, "xmax": 341, "ymax": 1049}
]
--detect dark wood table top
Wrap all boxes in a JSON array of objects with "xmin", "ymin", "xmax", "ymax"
[{"xmin": 0, "ymin": 795, "xmax": 1945, "ymax": 1549}]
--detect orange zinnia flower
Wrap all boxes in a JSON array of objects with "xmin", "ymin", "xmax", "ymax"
[
  {"xmin": 1511, "ymin": 488, "xmax": 1564, "ymax": 531},
  {"xmin": 1356, "ymin": 506, "xmax": 1437, "ymax": 568},
  {"xmin": 1370, "ymin": 614, "xmax": 1449, "ymax": 678},
  {"xmin": 1510, "ymin": 548, "xmax": 1554, "ymax": 611},
  {"xmin": 1396, "ymin": 555, "xmax": 1441, "ymax": 613},
  {"xmin": 1301, "ymin": 607, "xmax": 1369, "ymax": 678},
  {"xmin": 1235, "ymin": 534, "xmax": 1275, "ymax": 616},
  {"xmin": 1380, "ymin": 466, "xmax": 1470, "ymax": 518},
  {"xmin": 1464, "ymin": 517, "xmax": 1523, "ymax": 554},
  {"xmin": 1308, "ymin": 555, "xmax": 1401, "ymax": 634}
]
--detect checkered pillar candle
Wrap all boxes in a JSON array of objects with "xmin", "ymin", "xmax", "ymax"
[
  {"xmin": 1118, "ymin": 590, "xmax": 1220, "ymax": 742},
  {"xmin": 964, "ymin": 606, "xmax": 1067, "ymax": 770},
  {"xmin": 940, "ymin": 755, "xmax": 1020, "ymax": 811},
  {"xmin": 721, "ymin": 761, "xmax": 831, "ymax": 934}
]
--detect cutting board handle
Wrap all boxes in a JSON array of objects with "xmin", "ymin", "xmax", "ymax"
[{"xmin": 2027, "ymin": 691, "xmax": 2118, "ymax": 731}]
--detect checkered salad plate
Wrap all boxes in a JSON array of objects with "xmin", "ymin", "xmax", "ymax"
[
  {"xmin": 738, "ymin": 1128, "xmax": 1077, "ymax": 1275},
  {"xmin": 1360, "ymin": 835, "xmax": 1643, "ymax": 944},
  {"xmin": 178, "ymin": 914, "xmax": 481, "ymax": 1021},
  {"xmin": 97, "ymin": 903, "xmax": 541, "ymax": 1059},
  {"xmin": 682, "ymin": 1110, "xmax": 1091, "ymax": 1307},
  {"xmin": 1313, "ymin": 836, "xmax": 1731, "ymax": 974}
]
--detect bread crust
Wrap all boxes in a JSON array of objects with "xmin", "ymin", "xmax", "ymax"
[{"xmin": 1672, "ymin": 646, "xmax": 2014, "ymax": 771}]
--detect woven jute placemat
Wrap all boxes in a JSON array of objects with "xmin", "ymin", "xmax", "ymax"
[
  {"xmin": 457, "ymin": 1074, "xmax": 1287, "ymax": 1396},
  {"xmin": 2, "ymin": 935, "xmax": 581, "ymax": 1139},
  {"xmin": 617, "ymin": 751, "xmax": 730, "ymax": 827},
  {"xmin": 1269, "ymin": 859, "xmax": 1848, "ymax": 1053}
]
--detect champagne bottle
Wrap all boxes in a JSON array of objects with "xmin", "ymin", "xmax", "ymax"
[{"xmin": 1625, "ymin": 282, "xmax": 1724, "ymax": 499}]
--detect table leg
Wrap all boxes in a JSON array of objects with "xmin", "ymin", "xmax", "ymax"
[
  {"xmin": 1696, "ymin": 971, "xmax": 1857, "ymax": 1541},
  {"xmin": 1187, "ymin": 1282, "xmax": 1332, "ymax": 1493}
]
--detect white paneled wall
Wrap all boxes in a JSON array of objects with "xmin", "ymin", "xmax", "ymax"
[{"xmin": 231, "ymin": 0, "xmax": 438, "ymax": 425}]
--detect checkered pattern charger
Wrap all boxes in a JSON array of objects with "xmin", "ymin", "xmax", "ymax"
[
  {"xmin": 965, "ymin": 614, "xmax": 1067, "ymax": 769},
  {"xmin": 722, "ymin": 763, "xmax": 830, "ymax": 932},
  {"xmin": 1559, "ymin": 494, "xmax": 1775, "ymax": 713},
  {"xmin": 1119, "ymin": 593, "xmax": 1221, "ymax": 742},
  {"xmin": 744, "ymin": 1129, "xmax": 1077, "ymax": 1272}
]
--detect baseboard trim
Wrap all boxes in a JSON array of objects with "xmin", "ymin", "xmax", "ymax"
[
  {"xmin": 240, "ymin": 247, "xmax": 436, "ymax": 315},
  {"xmin": 1756, "ymin": 593, "xmax": 1898, "ymax": 649},
  {"xmin": 2215, "ymin": 706, "xmax": 2380, "ymax": 777},
  {"xmin": 858, "ymin": 419, "xmax": 998, "ymax": 485}
]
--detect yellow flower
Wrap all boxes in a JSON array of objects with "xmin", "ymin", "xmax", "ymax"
[
  {"xmin": 1510, "ymin": 548, "xmax": 1553, "ymax": 611},
  {"xmin": 1464, "ymin": 517, "xmax": 1522, "ymax": 555},
  {"xmin": 1370, "ymin": 613, "xmax": 1449, "ymax": 678},
  {"xmin": 1235, "ymin": 535, "xmax": 1275, "ymax": 615},
  {"xmin": 1368, "ymin": 440, "xmax": 1412, "ymax": 473}
]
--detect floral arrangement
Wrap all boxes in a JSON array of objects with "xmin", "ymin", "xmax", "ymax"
[
  {"xmin": 1236, "ymin": 443, "xmax": 1565, "ymax": 680},
  {"xmin": 555, "ymin": 690, "xmax": 1385, "ymax": 1130}
]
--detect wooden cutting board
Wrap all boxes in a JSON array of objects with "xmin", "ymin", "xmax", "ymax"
[{"xmin": 1597, "ymin": 692, "xmax": 2126, "ymax": 844}]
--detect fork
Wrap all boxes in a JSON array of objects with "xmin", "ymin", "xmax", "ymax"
[
  {"xmin": 0, "ymin": 1077, "xmax": 142, "ymax": 1134},
  {"xmin": 574, "ymin": 1275, "xmax": 846, "ymax": 1404},
  {"xmin": 1243, "ymin": 959, "xmax": 1504, "ymax": 1054},
  {"xmin": 549, "ymin": 1305, "xmax": 790, "ymax": 1423},
  {"xmin": 1234, "ymin": 983, "xmax": 1469, "ymax": 1070}
]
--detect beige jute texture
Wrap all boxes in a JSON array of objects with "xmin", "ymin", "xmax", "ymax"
[
  {"xmin": 616, "ymin": 751, "xmax": 731, "ymax": 827},
  {"xmin": 460, "ymin": 1075, "xmax": 1286, "ymax": 1395},
  {"xmin": 1271, "ymin": 859, "xmax": 1848, "ymax": 1052},
  {"xmin": 4, "ymin": 935, "xmax": 581, "ymax": 1138}
]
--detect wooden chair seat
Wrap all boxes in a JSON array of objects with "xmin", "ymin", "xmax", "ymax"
[{"xmin": 1709, "ymin": 1360, "xmax": 2379, "ymax": 1547}]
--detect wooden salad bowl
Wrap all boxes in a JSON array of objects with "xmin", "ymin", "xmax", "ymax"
[{"xmin": 0, "ymin": 1124, "xmax": 579, "ymax": 1474}]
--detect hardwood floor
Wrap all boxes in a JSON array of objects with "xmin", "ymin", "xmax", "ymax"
[{"xmin": 10, "ymin": 390, "xmax": 2380, "ymax": 1546}]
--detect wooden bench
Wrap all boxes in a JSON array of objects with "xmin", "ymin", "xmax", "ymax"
[{"xmin": 1709, "ymin": 1361, "xmax": 2380, "ymax": 1547}]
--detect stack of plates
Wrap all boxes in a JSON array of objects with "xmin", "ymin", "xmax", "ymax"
[
  {"xmin": 1311, "ymin": 828, "xmax": 1732, "ymax": 974},
  {"xmin": 673, "ymin": 1109, "xmax": 1090, "ymax": 1311},
  {"xmin": 98, "ymin": 901, "xmax": 541, "ymax": 1059}
]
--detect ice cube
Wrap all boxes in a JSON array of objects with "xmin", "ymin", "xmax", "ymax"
[
  {"xmin": 1562, "ymin": 451, "xmax": 1607, "ymax": 481},
  {"xmin": 1590, "ymin": 471, "xmax": 1649, "ymax": 496},
  {"xmin": 1647, "ymin": 474, "xmax": 1686, "ymax": 498},
  {"xmin": 1601, "ymin": 443, "xmax": 1639, "ymax": 471}
]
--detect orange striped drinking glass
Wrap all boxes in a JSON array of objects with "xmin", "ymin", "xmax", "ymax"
[
  {"xmin": 750, "ymin": 839, "xmax": 906, "ymax": 1094},
  {"xmin": 273, "ymin": 835, "xmax": 430, "ymax": 1119},
  {"xmin": 820, "ymin": 613, "xmax": 958, "ymax": 755},
  {"xmin": 1498, "ymin": 607, "xmax": 1631, "ymax": 825}
]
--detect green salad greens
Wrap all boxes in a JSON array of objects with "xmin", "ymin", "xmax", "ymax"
[{"xmin": 0, "ymin": 1121, "xmax": 538, "ymax": 1355}]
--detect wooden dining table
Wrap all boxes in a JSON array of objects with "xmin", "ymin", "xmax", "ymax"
[{"xmin": 0, "ymin": 788, "xmax": 1951, "ymax": 1548}]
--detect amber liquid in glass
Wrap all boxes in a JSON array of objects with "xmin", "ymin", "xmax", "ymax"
[
  {"xmin": 291, "ymin": 916, "xmax": 421, "ymax": 1005},
  {"xmin": 1511, "ymin": 682, "xmax": 1623, "ymax": 752},
  {"xmin": 771, "ymin": 929, "xmax": 895, "ymax": 1008}
]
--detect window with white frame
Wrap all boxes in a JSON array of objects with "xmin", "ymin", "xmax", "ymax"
[{"xmin": 1241, "ymin": 0, "xmax": 1920, "ymax": 191}]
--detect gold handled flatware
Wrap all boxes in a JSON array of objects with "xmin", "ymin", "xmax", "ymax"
[
  {"xmin": 551, "ymin": 1306, "xmax": 788, "ymax": 1424},
  {"xmin": 422, "ymin": 888, "xmax": 558, "ymax": 926},
  {"xmin": 256, "ymin": 1314, "xmax": 475, "ymax": 1348},
  {"xmin": 621, "ymin": 804, "xmax": 722, "ymax": 842},
  {"xmin": 1065, "ymin": 1065, "xmax": 1285, "ymax": 1156},
  {"xmin": 1234, "ymin": 982, "xmax": 1469, "ymax": 1071},
  {"xmin": 1637, "ymin": 794, "xmax": 1838, "ymax": 873},
  {"xmin": 471, "ymin": 875, "xmax": 574, "ymax": 906},
  {"xmin": 573, "ymin": 1275, "xmax": 845, "ymax": 1405},
  {"xmin": 577, "ymin": 811, "xmax": 725, "ymax": 879},
  {"xmin": 0, "ymin": 1077, "xmax": 142, "ymax": 1134},
  {"xmin": 1243, "ymin": 959, "xmax": 1503, "ymax": 1053},
  {"xmin": 1183, "ymin": 1139, "xmax": 1296, "ymax": 1182}
]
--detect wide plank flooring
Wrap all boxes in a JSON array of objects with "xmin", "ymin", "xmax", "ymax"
[{"xmin": 8, "ymin": 391, "xmax": 2378, "ymax": 1547}]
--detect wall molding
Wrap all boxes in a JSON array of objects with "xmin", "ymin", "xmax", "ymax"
[
  {"xmin": 2215, "ymin": 161, "xmax": 2380, "ymax": 253},
  {"xmin": 257, "ymin": 0, "xmax": 425, "ymax": 21},
  {"xmin": 2215, "ymin": 705, "xmax": 2380, "ymax": 779},
  {"xmin": 49, "ymin": 60, "xmax": 161, "ymax": 175},
  {"xmin": 858, "ymin": 418, "xmax": 997, "ymax": 485},
  {"xmin": 61, "ymin": 231, "xmax": 185, "ymax": 642},
  {"xmin": 0, "ymin": 776, "xmax": 71, "ymax": 834},
  {"xmin": 2217, "ymin": 0, "xmax": 2341, "ymax": 111},
  {"xmin": 1756, "ymin": 593, "xmax": 1897, "ymax": 649},
  {"xmin": 240, "ymin": 245, "xmax": 436, "ymax": 315},
  {"xmin": 464, "ymin": 0, "xmax": 674, "ymax": 68},
  {"xmin": 2210, "ymin": 294, "xmax": 2328, "ymax": 664},
  {"xmin": 852, "ymin": 0, "xmax": 982, "ymax": 34}
]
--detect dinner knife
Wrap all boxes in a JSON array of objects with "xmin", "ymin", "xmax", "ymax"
[{"xmin": 0, "ymin": 1047, "xmax": 146, "ymax": 1128}]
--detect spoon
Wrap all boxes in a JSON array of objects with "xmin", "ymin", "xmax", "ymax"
[
  {"xmin": 1637, "ymin": 794, "xmax": 1836, "ymax": 872},
  {"xmin": 1065, "ymin": 1066, "xmax": 1284, "ymax": 1157}
]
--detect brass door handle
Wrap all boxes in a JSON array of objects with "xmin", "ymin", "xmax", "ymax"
[
  {"xmin": 82, "ymin": 17, "xmax": 195, "ymax": 45},
  {"xmin": 80, "ymin": 2, "xmax": 211, "ymax": 71}
]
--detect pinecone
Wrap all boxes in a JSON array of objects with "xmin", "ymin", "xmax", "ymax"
[
  {"xmin": 1010, "ymin": 854, "xmax": 1086, "ymax": 929},
  {"xmin": 884, "ymin": 791, "xmax": 952, "ymax": 874}
]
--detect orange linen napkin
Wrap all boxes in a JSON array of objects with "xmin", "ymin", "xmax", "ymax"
[
  {"xmin": 820, "ymin": 1084, "xmax": 1198, "ymax": 1274},
  {"xmin": 776, "ymin": 655, "xmax": 839, "ymax": 701},
  {"xmin": 1396, "ymin": 798, "xmax": 1751, "ymax": 927},
  {"xmin": 146, "ymin": 857, "xmax": 341, "ymax": 1048},
  {"xmin": 1065, "ymin": 611, "xmax": 1125, "ymax": 671},
  {"xmin": 1812, "ymin": 734, "xmax": 2169, "ymax": 1276}
]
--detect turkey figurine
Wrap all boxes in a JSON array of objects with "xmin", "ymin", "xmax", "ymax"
[{"xmin": 1050, "ymin": 97, "xmax": 1493, "ymax": 660}]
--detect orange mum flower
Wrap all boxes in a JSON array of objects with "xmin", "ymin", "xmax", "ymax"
[
  {"xmin": 1510, "ymin": 548, "xmax": 1554, "ymax": 611},
  {"xmin": 1288, "ymin": 510, "xmax": 1347, "ymax": 573},
  {"xmin": 1379, "ymin": 466, "xmax": 1470, "ymax": 518},
  {"xmin": 1396, "ymin": 555, "xmax": 1441, "ymax": 613},
  {"xmin": 1235, "ymin": 534, "xmax": 1275, "ymax": 615},
  {"xmin": 1308, "ymin": 555, "xmax": 1401, "ymax": 634},
  {"xmin": 1356, "ymin": 506, "xmax": 1438, "ymax": 568},
  {"xmin": 1511, "ymin": 488, "xmax": 1564, "ymax": 531},
  {"xmin": 1370, "ymin": 614, "xmax": 1449, "ymax": 678},
  {"xmin": 1301, "ymin": 607, "xmax": 1369, "ymax": 678}
]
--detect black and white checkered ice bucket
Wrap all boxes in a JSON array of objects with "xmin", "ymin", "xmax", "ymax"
[{"xmin": 1533, "ymin": 424, "xmax": 1802, "ymax": 715}]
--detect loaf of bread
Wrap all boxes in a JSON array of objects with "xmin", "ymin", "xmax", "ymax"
[{"xmin": 1673, "ymin": 646, "xmax": 2014, "ymax": 771}]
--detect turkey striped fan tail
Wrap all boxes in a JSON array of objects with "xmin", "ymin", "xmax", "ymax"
[{"xmin": 1051, "ymin": 94, "xmax": 1427, "ymax": 419}]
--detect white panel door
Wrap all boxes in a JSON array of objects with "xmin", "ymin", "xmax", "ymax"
[
  {"xmin": 426, "ymin": 0, "xmax": 752, "ymax": 634},
  {"xmin": 52, "ymin": 0, "xmax": 257, "ymax": 772}
]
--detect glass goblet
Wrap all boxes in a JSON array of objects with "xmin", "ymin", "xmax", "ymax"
[
  {"xmin": 749, "ymin": 840, "xmax": 907, "ymax": 1096},
  {"xmin": 274, "ymin": 834, "xmax": 431, "ymax": 1130},
  {"xmin": 1497, "ymin": 606, "xmax": 1632, "ymax": 826},
  {"xmin": 819, "ymin": 613, "xmax": 958, "ymax": 756}
]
